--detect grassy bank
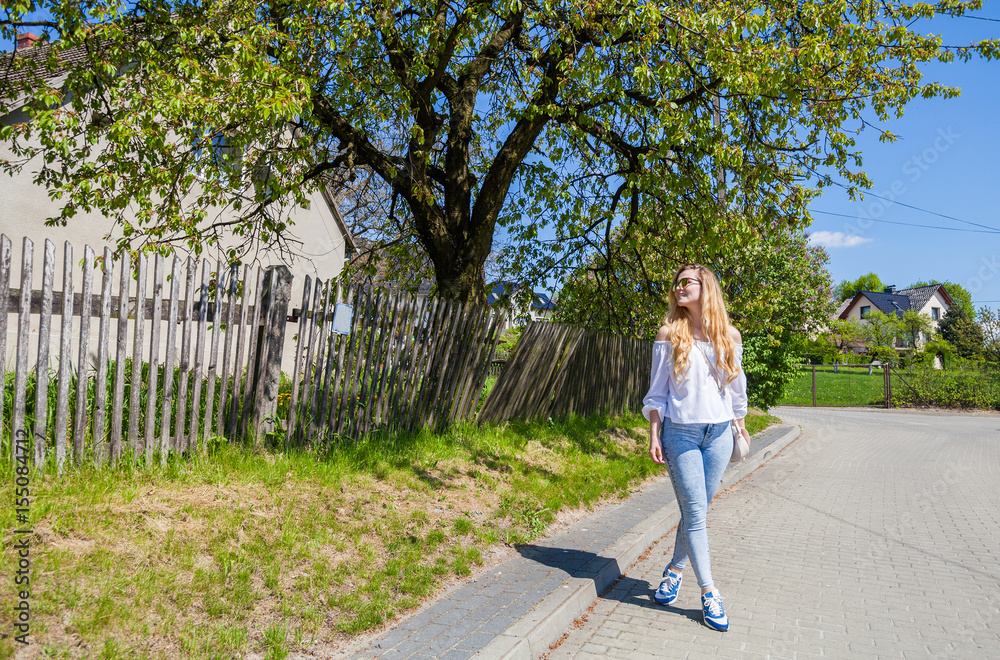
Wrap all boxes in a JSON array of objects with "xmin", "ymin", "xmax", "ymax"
[{"xmin": 1, "ymin": 410, "xmax": 779, "ymax": 660}]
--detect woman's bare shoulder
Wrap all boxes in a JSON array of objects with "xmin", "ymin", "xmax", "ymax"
[
  {"xmin": 728, "ymin": 325, "xmax": 742, "ymax": 344},
  {"xmin": 655, "ymin": 325, "xmax": 671, "ymax": 342}
]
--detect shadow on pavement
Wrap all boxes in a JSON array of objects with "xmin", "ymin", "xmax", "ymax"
[{"xmin": 514, "ymin": 544, "xmax": 703, "ymax": 625}]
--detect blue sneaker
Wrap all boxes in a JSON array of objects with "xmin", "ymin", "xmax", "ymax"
[
  {"xmin": 701, "ymin": 590, "xmax": 729, "ymax": 632},
  {"xmin": 653, "ymin": 568, "xmax": 682, "ymax": 605}
]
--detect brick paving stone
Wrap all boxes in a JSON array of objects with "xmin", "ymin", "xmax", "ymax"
[
  {"xmin": 476, "ymin": 615, "xmax": 516, "ymax": 635},
  {"xmin": 453, "ymin": 632, "xmax": 497, "ymax": 652},
  {"xmin": 543, "ymin": 408, "xmax": 1000, "ymax": 659}
]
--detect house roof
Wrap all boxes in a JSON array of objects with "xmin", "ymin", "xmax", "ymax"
[
  {"xmin": 838, "ymin": 284, "xmax": 952, "ymax": 320},
  {"xmin": 894, "ymin": 284, "xmax": 954, "ymax": 310},
  {"xmin": 2, "ymin": 36, "xmax": 89, "ymax": 108},
  {"xmin": 487, "ymin": 281, "xmax": 556, "ymax": 310}
]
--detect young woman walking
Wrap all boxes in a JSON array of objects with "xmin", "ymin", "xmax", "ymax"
[{"xmin": 642, "ymin": 264, "xmax": 750, "ymax": 632}]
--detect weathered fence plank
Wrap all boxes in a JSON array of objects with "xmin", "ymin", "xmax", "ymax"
[
  {"xmin": 298, "ymin": 277, "xmax": 322, "ymax": 442},
  {"xmin": 109, "ymin": 250, "xmax": 131, "ymax": 462},
  {"xmin": 32, "ymin": 240, "xmax": 55, "ymax": 468},
  {"xmin": 144, "ymin": 254, "xmax": 164, "ymax": 462},
  {"xmin": 72, "ymin": 246, "xmax": 94, "ymax": 463},
  {"xmin": 216, "ymin": 265, "xmax": 238, "ymax": 436},
  {"xmin": 326, "ymin": 284, "xmax": 355, "ymax": 431},
  {"xmin": 127, "ymin": 253, "xmax": 147, "ymax": 453},
  {"xmin": 226, "ymin": 265, "xmax": 252, "ymax": 438},
  {"xmin": 317, "ymin": 282, "xmax": 341, "ymax": 435},
  {"xmin": 11, "ymin": 238, "xmax": 33, "ymax": 465},
  {"xmin": 202, "ymin": 262, "xmax": 223, "ymax": 445},
  {"xmin": 239, "ymin": 267, "xmax": 264, "ymax": 442},
  {"xmin": 92, "ymin": 247, "xmax": 114, "ymax": 465},
  {"xmin": 250, "ymin": 266, "xmax": 292, "ymax": 441},
  {"xmin": 54, "ymin": 242, "xmax": 73, "ymax": 472},
  {"xmin": 175, "ymin": 257, "xmax": 195, "ymax": 453},
  {"xmin": 160, "ymin": 257, "xmax": 181, "ymax": 464},
  {"xmin": 287, "ymin": 275, "xmax": 312, "ymax": 444},
  {"xmin": 310, "ymin": 280, "xmax": 335, "ymax": 441},
  {"xmin": 189, "ymin": 261, "xmax": 209, "ymax": 453},
  {"xmin": 0, "ymin": 236, "xmax": 11, "ymax": 442}
]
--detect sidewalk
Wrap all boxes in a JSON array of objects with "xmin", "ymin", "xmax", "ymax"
[{"xmin": 346, "ymin": 423, "xmax": 801, "ymax": 660}]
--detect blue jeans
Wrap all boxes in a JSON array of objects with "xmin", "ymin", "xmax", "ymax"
[{"xmin": 660, "ymin": 417, "xmax": 733, "ymax": 590}]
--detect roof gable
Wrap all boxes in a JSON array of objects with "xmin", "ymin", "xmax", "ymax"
[{"xmin": 895, "ymin": 284, "xmax": 953, "ymax": 310}]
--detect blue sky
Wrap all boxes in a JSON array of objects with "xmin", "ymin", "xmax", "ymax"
[{"xmin": 806, "ymin": 11, "xmax": 1000, "ymax": 310}]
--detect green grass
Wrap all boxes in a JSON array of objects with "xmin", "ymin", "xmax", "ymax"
[
  {"xmin": 0, "ymin": 408, "xmax": 780, "ymax": 659},
  {"xmin": 778, "ymin": 365, "xmax": 886, "ymax": 406}
]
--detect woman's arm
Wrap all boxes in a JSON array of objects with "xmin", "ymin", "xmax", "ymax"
[
  {"xmin": 729, "ymin": 325, "xmax": 750, "ymax": 441},
  {"xmin": 645, "ymin": 325, "xmax": 671, "ymax": 464},
  {"xmin": 649, "ymin": 409, "xmax": 664, "ymax": 464}
]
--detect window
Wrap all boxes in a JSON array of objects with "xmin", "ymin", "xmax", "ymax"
[
  {"xmin": 191, "ymin": 127, "xmax": 242, "ymax": 183},
  {"xmin": 860, "ymin": 306, "xmax": 871, "ymax": 319},
  {"xmin": 931, "ymin": 307, "xmax": 940, "ymax": 321}
]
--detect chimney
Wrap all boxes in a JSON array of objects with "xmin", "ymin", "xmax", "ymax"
[
  {"xmin": 16, "ymin": 32, "xmax": 41, "ymax": 51},
  {"xmin": 883, "ymin": 285, "xmax": 896, "ymax": 294}
]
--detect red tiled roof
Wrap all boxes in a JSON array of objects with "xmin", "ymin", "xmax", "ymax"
[{"xmin": 2, "ymin": 37, "xmax": 89, "ymax": 100}]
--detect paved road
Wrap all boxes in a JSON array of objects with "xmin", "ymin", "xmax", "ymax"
[{"xmin": 545, "ymin": 407, "xmax": 1000, "ymax": 659}]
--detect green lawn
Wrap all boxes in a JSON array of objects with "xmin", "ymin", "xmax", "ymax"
[{"xmin": 779, "ymin": 365, "xmax": 886, "ymax": 407}]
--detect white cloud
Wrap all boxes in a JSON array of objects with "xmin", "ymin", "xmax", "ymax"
[{"xmin": 808, "ymin": 231, "xmax": 873, "ymax": 248}]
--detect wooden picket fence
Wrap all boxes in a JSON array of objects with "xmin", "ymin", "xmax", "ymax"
[
  {"xmin": 478, "ymin": 322, "xmax": 652, "ymax": 424},
  {"xmin": 286, "ymin": 280, "xmax": 503, "ymax": 442},
  {"xmin": 0, "ymin": 235, "xmax": 294, "ymax": 471},
  {"xmin": 0, "ymin": 233, "xmax": 506, "ymax": 470}
]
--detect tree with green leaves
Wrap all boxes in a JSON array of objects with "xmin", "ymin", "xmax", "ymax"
[
  {"xmin": 827, "ymin": 317, "xmax": 867, "ymax": 354},
  {"xmin": 939, "ymin": 306, "xmax": 985, "ymax": 360},
  {"xmin": 833, "ymin": 273, "xmax": 884, "ymax": 303},
  {"xmin": 863, "ymin": 310, "xmax": 901, "ymax": 364},
  {"xmin": 899, "ymin": 309, "xmax": 933, "ymax": 350},
  {"xmin": 2, "ymin": 1, "xmax": 996, "ymax": 301},
  {"xmin": 977, "ymin": 307, "xmax": 1000, "ymax": 365}
]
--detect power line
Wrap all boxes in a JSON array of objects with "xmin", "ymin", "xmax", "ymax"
[
  {"xmin": 831, "ymin": 182, "xmax": 1000, "ymax": 233},
  {"xmin": 808, "ymin": 208, "xmax": 1000, "ymax": 234},
  {"xmin": 957, "ymin": 15, "xmax": 1000, "ymax": 22}
]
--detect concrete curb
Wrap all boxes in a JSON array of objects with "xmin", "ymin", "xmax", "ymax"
[{"xmin": 474, "ymin": 423, "xmax": 802, "ymax": 660}]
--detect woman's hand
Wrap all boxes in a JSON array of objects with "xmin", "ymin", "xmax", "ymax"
[
  {"xmin": 648, "ymin": 411, "xmax": 664, "ymax": 464},
  {"xmin": 735, "ymin": 417, "xmax": 751, "ymax": 445},
  {"xmin": 649, "ymin": 434, "xmax": 664, "ymax": 464}
]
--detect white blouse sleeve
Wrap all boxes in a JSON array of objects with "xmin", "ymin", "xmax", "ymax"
[
  {"xmin": 729, "ymin": 344, "xmax": 748, "ymax": 418},
  {"xmin": 642, "ymin": 341, "xmax": 671, "ymax": 422}
]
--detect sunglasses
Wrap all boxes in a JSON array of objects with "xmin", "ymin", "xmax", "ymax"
[{"xmin": 674, "ymin": 277, "xmax": 701, "ymax": 289}]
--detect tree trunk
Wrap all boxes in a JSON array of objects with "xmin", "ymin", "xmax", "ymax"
[{"xmin": 435, "ymin": 257, "xmax": 487, "ymax": 304}]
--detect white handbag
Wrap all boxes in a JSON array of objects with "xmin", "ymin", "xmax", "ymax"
[{"xmin": 695, "ymin": 344, "xmax": 750, "ymax": 463}]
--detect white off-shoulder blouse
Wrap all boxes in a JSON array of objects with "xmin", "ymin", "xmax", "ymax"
[{"xmin": 641, "ymin": 341, "xmax": 748, "ymax": 424}]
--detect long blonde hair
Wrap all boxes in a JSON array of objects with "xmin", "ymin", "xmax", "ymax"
[{"xmin": 665, "ymin": 264, "xmax": 740, "ymax": 385}]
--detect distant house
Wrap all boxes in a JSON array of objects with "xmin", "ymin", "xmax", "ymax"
[
  {"xmin": 835, "ymin": 284, "xmax": 953, "ymax": 352},
  {"xmin": 486, "ymin": 282, "xmax": 556, "ymax": 332}
]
